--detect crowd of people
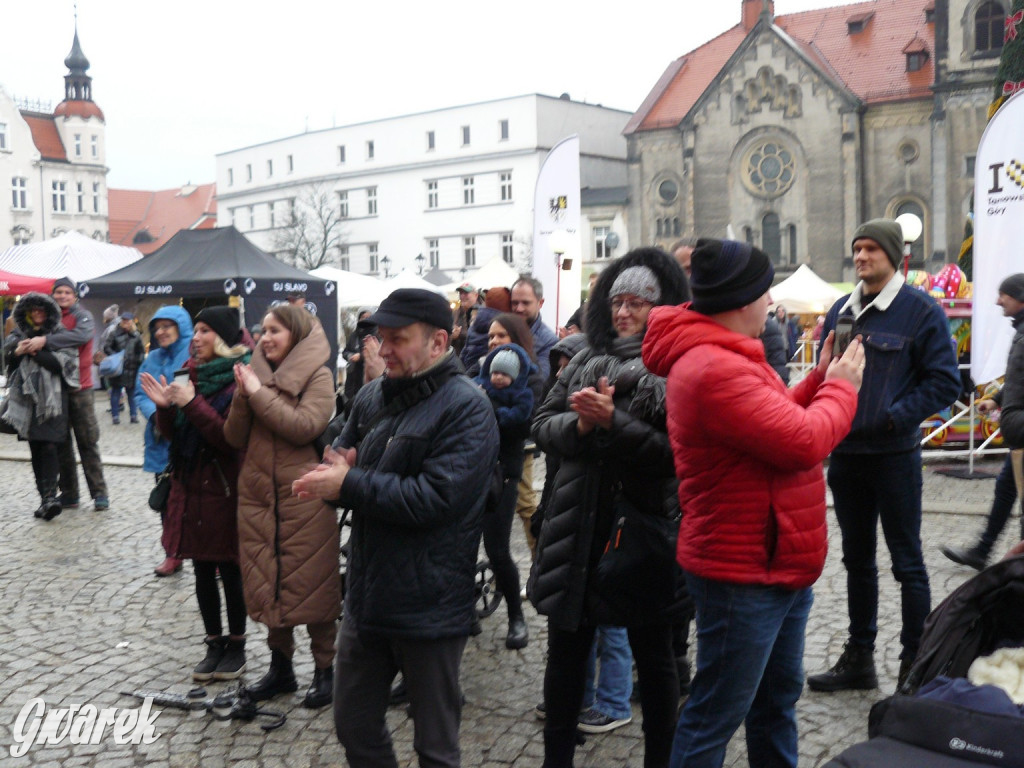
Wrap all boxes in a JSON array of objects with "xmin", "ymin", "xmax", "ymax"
[{"xmin": 4, "ymin": 215, "xmax": 1018, "ymax": 767}]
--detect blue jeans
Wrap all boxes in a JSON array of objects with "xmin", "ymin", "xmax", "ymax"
[
  {"xmin": 670, "ymin": 574, "xmax": 812, "ymax": 768},
  {"xmin": 583, "ymin": 626, "xmax": 633, "ymax": 719},
  {"xmin": 110, "ymin": 384, "xmax": 137, "ymax": 421},
  {"xmin": 828, "ymin": 450, "xmax": 930, "ymax": 659}
]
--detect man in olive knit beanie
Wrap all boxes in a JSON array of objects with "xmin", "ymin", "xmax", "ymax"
[{"xmin": 807, "ymin": 218, "xmax": 960, "ymax": 693}]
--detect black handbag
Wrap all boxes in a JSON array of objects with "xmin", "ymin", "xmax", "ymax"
[
  {"xmin": 595, "ymin": 496, "xmax": 681, "ymax": 619},
  {"xmin": 148, "ymin": 465, "xmax": 172, "ymax": 512}
]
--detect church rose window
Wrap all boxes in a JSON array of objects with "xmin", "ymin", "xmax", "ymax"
[{"xmin": 742, "ymin": 141, "xmax": 796, "ymax": 198}]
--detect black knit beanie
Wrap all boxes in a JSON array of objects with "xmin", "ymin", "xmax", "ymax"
[
  {"xmin": 851, "ymin": 218, "xmax": 903, "ymax": 270},
  {"xmin": 999, "ymin": 273, "xmax": 1024, "ymax": 303},
  {"xmin": 52, "ymin": 276, "xmax": 77, "ymax": 295},
  {"xmin": 194, "ymin": 306, "xmax": 241, "ymax": 345},
  {"xmin": 689, "ymin": 239, "xmax": 774, "ymax": 315}
]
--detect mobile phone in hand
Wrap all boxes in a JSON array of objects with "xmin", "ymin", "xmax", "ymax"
[
  {"xmin": 834, "ymin": 317, "xmax": 854, "ymax": 358},
  {"xmin": 173, "ymin": 368, "xmax": 189, "ymax": 387}
]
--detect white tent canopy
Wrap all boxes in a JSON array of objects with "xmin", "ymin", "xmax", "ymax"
[
  {"xmin": 443, "ymin": 255, "xmax": 520, "ymax": 293},
  {"xmin": 310, "ymin": 265, "xmax": 390, "ymax": 308},
  {"xmin": 0, "ymin": 231, "xmax": 143, "ymax": 282},
  {"xmin": 770, "ymin": 264, "xmax": 844, "ymax": 315},
  {"xmin": 383, "ymin": 269, "xmax": 448, "ymax": 297}
]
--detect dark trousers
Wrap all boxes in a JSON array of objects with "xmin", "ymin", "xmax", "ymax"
[
  {"xmin": 334, "ymin": 616, "xmax": 467, "ymax": 768},
  {"xmin": 828, "ymin": 450, "xmax": 930, "ymax": 660},
  {"xmin": 57, "ymin": 389, "xmax": 108, "ymax": 500},
  {"xmin": 29, "ymin": 440, "xmax": 60, "ymax": 501},
  {"xmin": 977, "ymin": 453, "xmax": 1022, "ymax": 555},
  {"xmin": 544, "ymin": 621, "xmax": 679, "ymax": 768},
  {"xmin": 482, "ymin": 472, "xmax": 524, "ymax": 621},
  {"xmin": 193, "ymin": 560, "xmax": 246, "ymax": 637}
]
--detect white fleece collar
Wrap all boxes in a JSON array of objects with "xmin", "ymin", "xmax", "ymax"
[{"xmin": 839, "ymin": 271, "xmax": 905, "ymax": 319}]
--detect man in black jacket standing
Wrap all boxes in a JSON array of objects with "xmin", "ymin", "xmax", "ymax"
[{"xmin": 293, "ymin": 288, "xmax": 498, "ymax": 768}]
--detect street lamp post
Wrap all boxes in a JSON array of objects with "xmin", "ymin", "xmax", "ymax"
[
  {"xmin": 381, "ymin": 255, "xmax": 391, "ymax": 278},
  {"xmin": 549, "ymin": 229, "xmax": 573, "ymax": 329},
  {"xmin": 895, "ymin": 213, "xmax": 923, "ymax": 276},
  {"xmin": 415, "ymin": 253, "xmax": 425, "ymax": 276}
]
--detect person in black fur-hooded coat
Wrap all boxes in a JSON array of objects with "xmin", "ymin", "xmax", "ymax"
[{"xmin": 530, "ymin": 246, "xmax": 691, "ymax": 768}]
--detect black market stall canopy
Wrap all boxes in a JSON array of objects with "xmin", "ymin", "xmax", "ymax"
[{"xmin": 78, "ymin": 226, "xmax": 338, "ymax": 363}]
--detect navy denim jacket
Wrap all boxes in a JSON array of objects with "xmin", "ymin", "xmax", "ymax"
[{"xmin": 821, "ymin": 281, "xmax": 960, "ymax": 454}]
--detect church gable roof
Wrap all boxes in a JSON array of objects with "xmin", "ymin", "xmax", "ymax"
[{"xmin": 627, "ymin": 0, "xmax": 934, "ymax": 134}]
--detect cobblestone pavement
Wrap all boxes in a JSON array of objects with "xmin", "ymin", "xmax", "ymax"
[{"xmin": 0, "ymin": 393, "xmax": 1018, "ymax": 766}]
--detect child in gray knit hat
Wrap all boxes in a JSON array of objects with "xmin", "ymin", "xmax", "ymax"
[{"xmin": 489, "ymin": 347, "xmax": 521, "ymax": 390}]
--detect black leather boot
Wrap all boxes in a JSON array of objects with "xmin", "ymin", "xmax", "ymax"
[
  {"xmin": 39, "ymin": 497, "xmax": 62, "ymax": 521},
  {"xmin": 213, "ymin": 637, "xmax": 247, "ymax": 681},
  {"xmin": 505, "ymin": 614, "xmax": 529, "ymax": 650},
  {"xmin": 193, "ymin": 637, "xmax": 226, "ymax": 682},
  {"xmin": 302, "ymin": 665, "xmax": 333, "ymax": 708},
  {"xmin": 247, "ymin": 649, "xmax": 298, "ymax": 702},
  {"xmin": 807, "ymin": 641, "xmax": 877, "ymax": 692},
  {"xmin": 940, "ymin": 544, "xmax": 988, "ymax": 571}
]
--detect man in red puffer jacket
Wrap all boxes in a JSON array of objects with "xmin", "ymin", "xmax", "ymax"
[{"xmin": 642, "ymin": 239, "xmax": 863, "ymax": 768}]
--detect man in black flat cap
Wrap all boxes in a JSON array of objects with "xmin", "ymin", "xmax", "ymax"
[
  {"xmin": 808, "ymin": 218, "xmax": 960, "ymax": 693},
  {"xmin": 293, "ymin": 288, "xmax": 498, "ymax": 768}
]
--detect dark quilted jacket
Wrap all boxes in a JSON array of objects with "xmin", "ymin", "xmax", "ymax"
[{"xmin": 336, "ymin": 353, "xmax": 499, "ymax": 639}]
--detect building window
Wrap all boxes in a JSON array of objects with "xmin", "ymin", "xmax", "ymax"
[
  {"xmin": 248, "ymin": 206, "xmax": 255, "ymax": 230},
  {"xmin": 12, "ymin": 226, "xmax": 30, "ymax": 245},
  {"xmin": 658, "ymin": 179, "xmax": 679, "ymax": 203},
  {"xmin": 906, "ymin": 51, "xmax": 929, "ymax": 72},
  {"xmin": 788, "ymin": 224, "xmax": 797, "ymax": 265},
  {"xmin": 428, "ymin": 238, "xmax": 439, "ymax": 267},
  {"xmin": 975, "ymin": 1, "xmax": 1004, "ymax": 55},
  {"xmin": 427, "ymin": 180, "xmax": 438, "ymax": 209},
  {"xmin": 427, "ymin": 131, "xmax": 435, "ymax": 151},
  {"xmin": 367, "ymin": 186, "xmax": 378, "ymax": 215},
  {"xmin": 366, "ymin": 140, "xmax": 374, "ymax": 160},
  {"xmin": 338, "ymin": 145, "xmax": 346, "ymax": 164},
  {"xmin": 92, "ymin": 182, "xmax": 100, "ymax": 213},
  {"xmin": 463, "ymin": 176, "xmax": 475, "ymax": 205},
  {"xmin": 228, "ymin": 168, "xmax": 234, "ymax": 186},
  {"xmin": 244, "ymin": 164, "xmax": 251, "ymax": 182},
  {"xmin": 74, "ymin": 134, "xmax": 82, "ymax": 157},
  {"xmin": 744, "ymin": 226, "xmax": 754, "ymax": 245},
  {"xmin": 500, "ymin": 172, "xmax": 513, "ymax": 201},
  {"xmin": 76, "ymin": 182, "xmax": 84, "ymax": 213},
  {"xmin": 52, "ymin": 181, "xmax": 67, "ymax": 213},
  {"xmin": 0, "ymin": 122, "xmax": 7, "ymax": 150},
  {"xmin": 925, "ymin": 6, "xmax": 935, "ymax": 23},
  {"xmin": 12, "ymin": 177, "xmax": 27, "ymax": 209},
  {"xmin": 502, "ymin": 233, "xmax": 514, "ymax": 264},
  {"xmin": 369, "ymin": 243, "xmax": 379, "ymax": 274},
  {"xmin": 742, "ymin": 140, "xmax": 797, "ymax": 198},
  {"xmin": 338, "ymin": 191, "xmax": 348, "ymax": 219},
  {"xmin": 267, "ymin": 159, "xmax": 273, "ymax": 177},
  {"xmin": 90, "ymin": 135, "xmax": 98, "ymax": 158},
  {"xmin": 287, "ymin": 154, "xmax": 294, "ymax": 172},
  {"xmin": 762, "ymin": 213, "xmax": 782, "ymax": 264},
  {"xmin": 965, "ymin": 155, "xmax": 976, "ymax": 177},
  {"xmin": 464, "ymin": 236, "xmax": 476, "ymax": 266},
  {"xmin": 268, "ymin": 201, "xmax": 276, "ymax": 228},
  {"xmin": 499, "ymin": 119, "xmax": 509, "ymax": 141},
  {"xmin": 593, "ymin": 226, "xmax": 611, "ymax": 260},
  {"xmin": 461, "ymin": 125, "xmax": 471, "ymax": 146},
  {"xmin": 338, "ymin": 246, "xmax": 349, "ymax": 271}
]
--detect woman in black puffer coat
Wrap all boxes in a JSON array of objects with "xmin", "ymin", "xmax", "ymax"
[
  {"xmin": 530, "ymin": 247, "xmax": 690, "ymax": 768},
  {"xmin": 3, "ymin": 292, "xmax": 79, "ymax": 520}
]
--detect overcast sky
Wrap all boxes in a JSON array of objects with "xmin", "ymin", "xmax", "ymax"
[{"xmin": 1, "ymin": 0, "xmax": 837, "ymax": 190}]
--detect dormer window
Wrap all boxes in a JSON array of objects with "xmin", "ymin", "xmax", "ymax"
[
  {"xmin": 924, "ymin": 2, "xmax": 935, "ymax": 24},
  {"xmin": 903, "ymin": 36, "xmax": 929, "ymax": 72},
  {"xmin": 847, "ymin": 11, "xmax": 874, "ymax": 34}
]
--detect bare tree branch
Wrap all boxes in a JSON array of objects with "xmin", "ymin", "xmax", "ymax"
[{"xmin": 271, "ymin": 183, "xmax": 347, "ymax": 270}]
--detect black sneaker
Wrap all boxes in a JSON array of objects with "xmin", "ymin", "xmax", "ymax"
[
  {"xmin": 213, "ymin": 638, "xmax": 246, "ymax": 681},
  {"xmin": 57, "ymin": 494, "xmax": 79, "ymax": 509},
  {"xmin": 576, "ymin": 708, "xmax": 632, "ymax": 734},
  {"xmin": 193, "ymin": 637, "xmax": 226, "ymax": 682},
  {"xmin": 940, "ymin": 544, "xmax": 987, "ymax": 571}
]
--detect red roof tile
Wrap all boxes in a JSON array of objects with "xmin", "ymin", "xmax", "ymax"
[
  {"xmin": 108, "ymin": 184, "xmax": 218, "ymax": 255},
  {"xmin": 628, "ymin": 0, "xmax": 934, "ymax": 134},
  {"xmin": 54, "ymin": 100, "xmax": 105, "ymax": 121},
  {"xmin": 22, "ymin": 114, "xmax": 67, "ymax": 161}
]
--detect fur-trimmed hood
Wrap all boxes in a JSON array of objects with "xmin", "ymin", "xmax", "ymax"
[
  {"xmin": 585, "ymin": 247, "xmax": 690, "ymax": 354},
  {"xmin": 13, "ymin": 292, "xmax": 62, "ymax": 336}
]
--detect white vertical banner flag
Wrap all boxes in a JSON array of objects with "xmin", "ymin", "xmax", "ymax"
[
  {"xmin": 533, "ymin": 135, "xmax": 582, "ymax": 331},
  {"xmin": 972, "ymin": 90, "xmax": 1024, "ymax": 384}
]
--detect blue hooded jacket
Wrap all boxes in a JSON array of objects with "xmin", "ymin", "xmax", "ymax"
[{"xmin": 135, "ymin": 306, "xmax": 194, "ymax": 472}]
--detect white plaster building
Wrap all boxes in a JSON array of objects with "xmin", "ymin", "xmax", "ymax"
[
  {"xmin": 0, "ymin": 28, "xmax": 108, "ymax": 250},
  {"xmin": 215, "ymin": 94, "xmax": 631, "ymax": 278}
]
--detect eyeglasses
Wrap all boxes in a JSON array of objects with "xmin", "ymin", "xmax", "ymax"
[{"xmin": 611, "ymin": 298, "xmax": 653, "ymax": 314}]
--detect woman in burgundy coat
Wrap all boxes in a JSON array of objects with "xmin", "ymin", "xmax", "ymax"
[{"xmin": 140, "ymin": 306, "xmax": 251, "ymax": 683}]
